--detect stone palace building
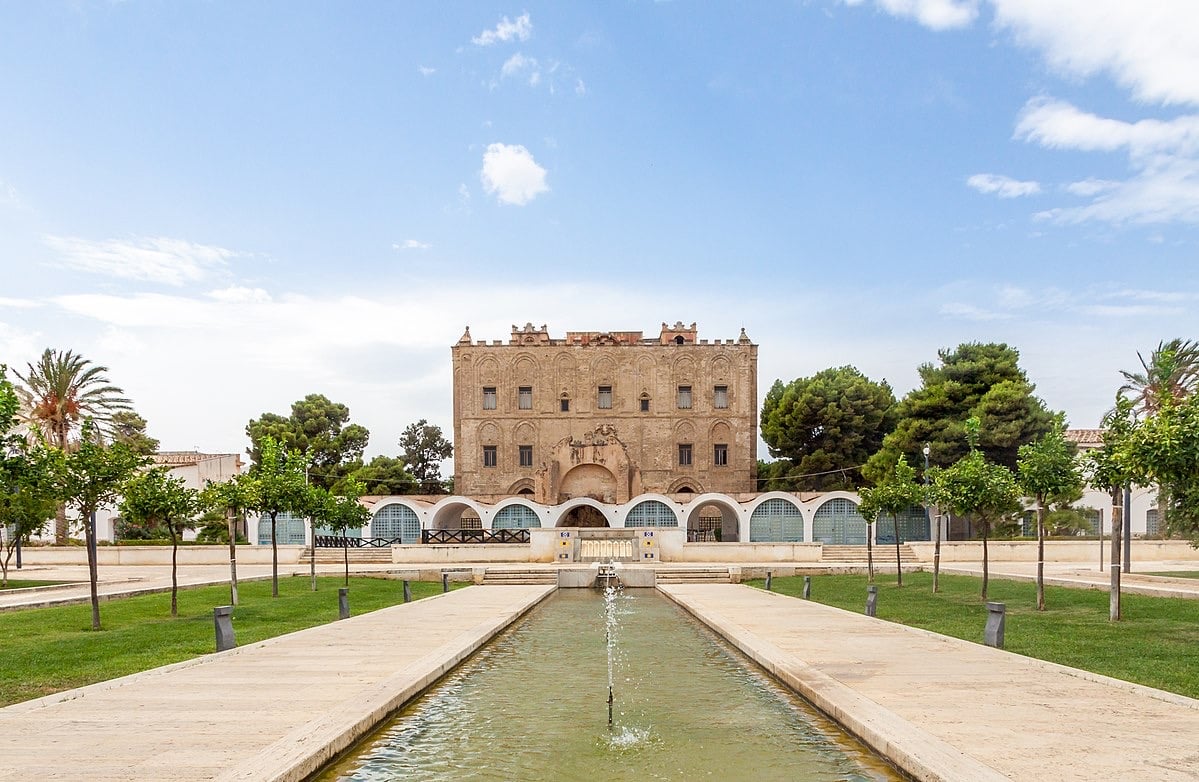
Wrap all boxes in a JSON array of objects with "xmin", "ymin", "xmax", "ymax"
[{"xmin": 451, "ymin": 322, "xmax": 758, "ymax": 510}]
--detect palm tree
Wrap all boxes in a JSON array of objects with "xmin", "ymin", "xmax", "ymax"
[
  {"xmin": 1118, "ymin": 339, "xmax": 1199, "ymax": 538},
  {"xmin": 1119, "ymin": 339, "xmax": 1199, "ymax": 415},
  {"xmin": 14, "ymin": 349, "xmax": 132, "ymax": 543}
]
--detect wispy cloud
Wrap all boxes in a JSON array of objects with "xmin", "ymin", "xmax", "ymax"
[
  {"xmin": 501, "ymin": 53, "xmax": 541, "ymax": 86},
  {"xmin": 841, "ymin": 0, "xmax": 980, "ymax": 31},
  {"xmin": 43, "ymin": 235, "xmax": 242, "ymax": 286},
  {"xmin": 393, "ymin": 239, "xmax": 432, "ymax": 250},
  {"xmin": 418, "ymin": 65, "xmax": 436, "ymax": 77},
  {"xmin": 480, "ymin": 143, "xmax": 549, "ymax": 205},
  {"xmin": 967, "ymin": 173, "xmax": 1042, "ymax": 198},
  {"xmin": 472, "ymin": 13, "xmax": 532, "ymax": 46}
]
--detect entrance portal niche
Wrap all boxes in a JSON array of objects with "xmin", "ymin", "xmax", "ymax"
[
  {"xmin": 561, "ymin": 505, "xmax": 609, "ymax": 527},
  {"xmin": 558, "ymin": 463, "xmax": 617, "ymax": 504}
]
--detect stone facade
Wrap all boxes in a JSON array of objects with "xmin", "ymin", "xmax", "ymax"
[{"xmin": 452, "ymin": 322, "xmax": 758, "ymax": 503}]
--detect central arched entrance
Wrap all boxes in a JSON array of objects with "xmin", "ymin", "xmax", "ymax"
[
  {"xmin": 557, "ymin": 464, "xmax": 618, "ymax": 504},
  {"xmin": 561, "ymin": 506, "xmax": 610, "ymax": 527}
]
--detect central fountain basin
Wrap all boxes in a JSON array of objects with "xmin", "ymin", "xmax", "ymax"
[{"xmin": 318, "ymin": 589, "xmax": 900, "ymax": 781}]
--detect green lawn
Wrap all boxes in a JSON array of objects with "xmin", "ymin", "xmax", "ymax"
[
  {"xmin": 0, "ymin": 579, "xmax": 66, "ymax": 589},
  {"xmin": 0, "ymin": 576, "xmax": 457, "ymax": 706},
  {"xmin": 1149, "ymin": 571, "xmax": 1199, "ymax": 579},
  {"xmin": 749, "ymin": 572, "xmax": 1199, "ymax": 699}
]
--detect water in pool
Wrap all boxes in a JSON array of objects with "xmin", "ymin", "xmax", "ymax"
[{"xmin": 318, "ymin": 588, "xmax": 901, "ymax": 781}]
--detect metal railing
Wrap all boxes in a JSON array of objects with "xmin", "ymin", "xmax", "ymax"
[
  {"xmin": 313, "ymin": 535, "xmax": 403, "ymax": 548},
  {"xmin": 422, "ymin": 528, "xmax": 531, "ymax": 545}
]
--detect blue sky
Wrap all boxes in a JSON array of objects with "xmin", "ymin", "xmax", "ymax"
[{"xmin": 1, "ymin": 1, "xmax": 1196, "ymax": 460}]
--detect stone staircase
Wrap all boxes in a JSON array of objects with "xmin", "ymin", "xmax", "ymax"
[
  {"xmin": 654, "ymin": 566, "xmax": 733, "ymax": 584},
  {"xmin": 821, "ymin": 544, "xmax": 919, "ymax": 565},
  {"xmin": 298, "ymin": 547, "xmax": 393, "ymax": 565},
  {"xmin": 481, "ymin": 567, "xmax": 558, "ymax": 586}
]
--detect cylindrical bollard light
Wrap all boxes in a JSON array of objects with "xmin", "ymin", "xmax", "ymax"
[
  {"xmin": 338, "ymin": 587, "xmax": 350, "ymax": 620},
  {"xmin": 403, "ymin": 579, "xmax": 412, "ymax": 603},
  {"xmin": 865, "ymin": 585, "xmax": 878, "ymax": 617},
  {"xmin": 802, "ymin": 575, "xmax": 811, "ymax": 600},
  {"xmin": 442, "ymin": 571, "xmax": 450, "ymax": 593},
  {"xmin": 214, "ymin": 605, "xmax": 236, "ymax": 651},
  {"xmin": 765, "ymin": 571, "xmax": 773, "ymax": 591},
  {"xmin": 984, "ymin": 601, "xmax": 1006, "ymax": 648}
]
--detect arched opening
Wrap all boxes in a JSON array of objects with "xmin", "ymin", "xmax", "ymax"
[
  {"xmin": 812, "ymin": 497, "xmax": 868, "ymax": 545},
  {"xmin": 684, "ymin": 497, "xmax": 740, "ymax": 541},
  {"xmin": 557, "ymin": 463, "xmax": 618, "ymax": 504},
  {"xmin": 750, "ymin": 498, "xmax": 804, "ymax": 542},
  {"xmin": 875, "ymin": 505, "xmax": 930, "ymax": 544},
  {"xmin": 518, "ymin": 488, "xmax": 534, "ymax": 496},
  {"xmin": 493, "ymin": 504, "xmax": 542, "ymax": 529},
  {"xmin": 257, "ymin": 511, "xmax": 306, "ymax": 545},
  {"xmin": 561, "ymin": 506, "xmax": 609, "ymax": 527},
  {"xmin": 370, "ymin": 504, "xmax": 422, "ymax": 544},
  {"xmin": 674, "ymin": 335, "xmax": 685, "ymax": 345},
  {"xmin": 626, "ymin": 499, "xmax": 679, "ymax": 528},
  {"xmin": 430, "ymin": 501, "xmax": 480, "ymax": 530}
]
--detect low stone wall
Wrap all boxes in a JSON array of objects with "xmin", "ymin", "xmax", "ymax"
[
  {"xmin": 391, "ymin": 544, "xmax": 531, "ymax": 563},
  {"xmin": 678, "ymin": 542, "xmax": 823, "ymax": 563},
  {"xmin": 13, "ymin": 545, "xmax": 305, "ymax": 566},
  {"xmin": 907, "ymin": 539, "xmax": 1199, "ymax": 562}
]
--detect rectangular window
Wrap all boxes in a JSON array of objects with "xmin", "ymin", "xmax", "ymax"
[
  {"xmin": 640, "ymin": 397, "xmax": 650, "ymax": 412},
  {"xmin": 598, "ymin": 385, "xmax": 613, "ymax": 409},
  {"xmin": 677, "ymin": 385, "xmax": 692, "ymax": 409},
  {"xmin": 482, "ymin": 387, "xmax": 497, "ymax": 410},
  {"xmin": 560, "ymin": 398, "xmax": 570, "ymax": 412},
  {"xmin": 519, "ymin": 444, "xmax": 533, "ymax": 467},
  {"xmin": 518, "ymin": 386, "xmax": 532, "ymax": 410},
  {"xmin": 713, "ymin": 443, "xmax": 728, "ymax": 466},
  {"xmin": 714, "ymin": 385, "xmax": 729, "ymax": 409},
  {"xmin": 482, "ymin": 445, "xmax": 497, "ymax": 467},
  {"xmin": 678, "ymin": 443, "xmax": 693, "ymax": 466}
]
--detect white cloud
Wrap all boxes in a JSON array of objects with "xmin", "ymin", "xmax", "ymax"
[
  {"xmin": 0, "ymin": 297, "xmax": 41, "ymax": 309},
  {"xmin": 393, "ymin": 239, "xmax": 432, "ymax": 250},
  {"xmin": 966, "ymin": 173, "xmax": 1041, "ymax": 198},
  {"xmin": 472, "ymin": 13, "xmax": 532, "ymax": 46},
  {"xmin": 43, "ymin": 235, "xmax": 241, "ymax": 286},
  {"xmin": 480, "ymin": 143, "xmax": 549, "ymax": 205},
  {"xmin": 501, "ymin": 53, "xmax": 541, "ymax": 86},
  {"xmin": 0, "ymin": 179, "xmax": 22, "ymax": 208},
  {"xmin": 1016, "ymin": 99, "xmax": 1199, "ymax": 224},
  {"xmin": 575, "ymin": 79, "xmax": 587, "ymax": 96},
  {"xmin": 990, "ymin": 0, "xmax": 1199, "ymax": 106},
  {"xmin": 418, "ymin": 65, "xmax": 436, "ymax": 77},
  {"xmin": 842, "ymin": 0, "xmax": 980, "ymax": 31},
  {"xmin": 1015, "ymin": 99, "xmax": 1199, "ymax": 156},
  {"xmin": 1064, "ymin": 178, "xmax": 1119, "ymax": 197},
  {"xmin": 207, "ymin": 286, "xmax": 272, "ymax": 303}
]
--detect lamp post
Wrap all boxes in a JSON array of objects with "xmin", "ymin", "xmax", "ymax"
[{"xmin": 924, "ymin": 443, "xmax": 940, "ymax": 593}]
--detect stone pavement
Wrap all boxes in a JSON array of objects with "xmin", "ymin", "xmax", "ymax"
[
  {"xmin": 660, "ymin": 583, "xmax": 1199, "ymax": 782},
  {"xmin": 0, "ymin": 584, "xmax": 554, "ymax": 781}
]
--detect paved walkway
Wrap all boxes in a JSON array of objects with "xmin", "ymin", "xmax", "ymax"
[
  {"xmin": 0, "ymin": 584, "xmax": 554, "ymax": 781},
  {"xmin": 661, "ymin": 583, "xmax": 1199, "ymax": 782},
  {"xmin": 940, "ymin": 561, "xmax": 1199, "ymax": 599}
]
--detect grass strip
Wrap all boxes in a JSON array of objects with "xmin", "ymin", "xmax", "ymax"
[
  {"xmin": 1149, "ymin": 571, "xmax": 1199, "ymax": 579},
  {"xmin": 0, "ymin": 580, "xmax": 66, "ymax": 589},
  {"xmin": 0, "ymin": 575, "xmax": 456, "ymax": 707},
  {"xmin": 748, "ymin": 572, "xmax": 1199, "ymax": 699}
]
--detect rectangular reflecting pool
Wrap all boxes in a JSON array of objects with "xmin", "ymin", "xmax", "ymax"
[{"xmin": 318, "ymin": 589, "xmax": 902, "ymax": 781}]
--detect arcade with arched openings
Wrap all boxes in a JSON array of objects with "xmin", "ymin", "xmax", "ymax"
[
  {"xmin": 812, "ymin": 497, "xmax": 868, "ymax": 545},
  {"xmin": 625, "ymin": 499, "xmax": 679, "ymax": 528},
  {"xmin": 875, "ymin": 505, "xmax": 931, "ymax": 544},
  {"xmin": 749, "ymin": 497, "xmax": 805, "ymax": 542},
  {"xmin": 493, "ymin": 504, "xmax": 542, "ymax": 529},
  {"xmin": 684, "ymin": 496, "xmax": 741, "ymax": 541},
  {"xmin": 371, "ymin": 503, "xmax": 422, "ymax": 544}
]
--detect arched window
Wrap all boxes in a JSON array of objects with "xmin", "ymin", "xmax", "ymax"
[
  {"xmin": 494, "ymin": 504, "xmax": 542, "ymax": 529},
  {"xmin": 626, "ymin": 500, "xmax": 678, "ymax": 527},
  {"xmin": 750, "ymin": 498, "xmax": 804, "ymax": 542},
  {"xmin": 371, "ymin": 504, "xmax": 422, "ymax": 543},
  {"xmin": 876, "ymin": 505, "xmax": 930, "ymax": 543}
]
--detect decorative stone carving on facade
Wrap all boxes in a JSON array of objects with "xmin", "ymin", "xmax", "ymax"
[{"xmin": 537, "ymin": 424, "xmax": 640, "ymax": 504}]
